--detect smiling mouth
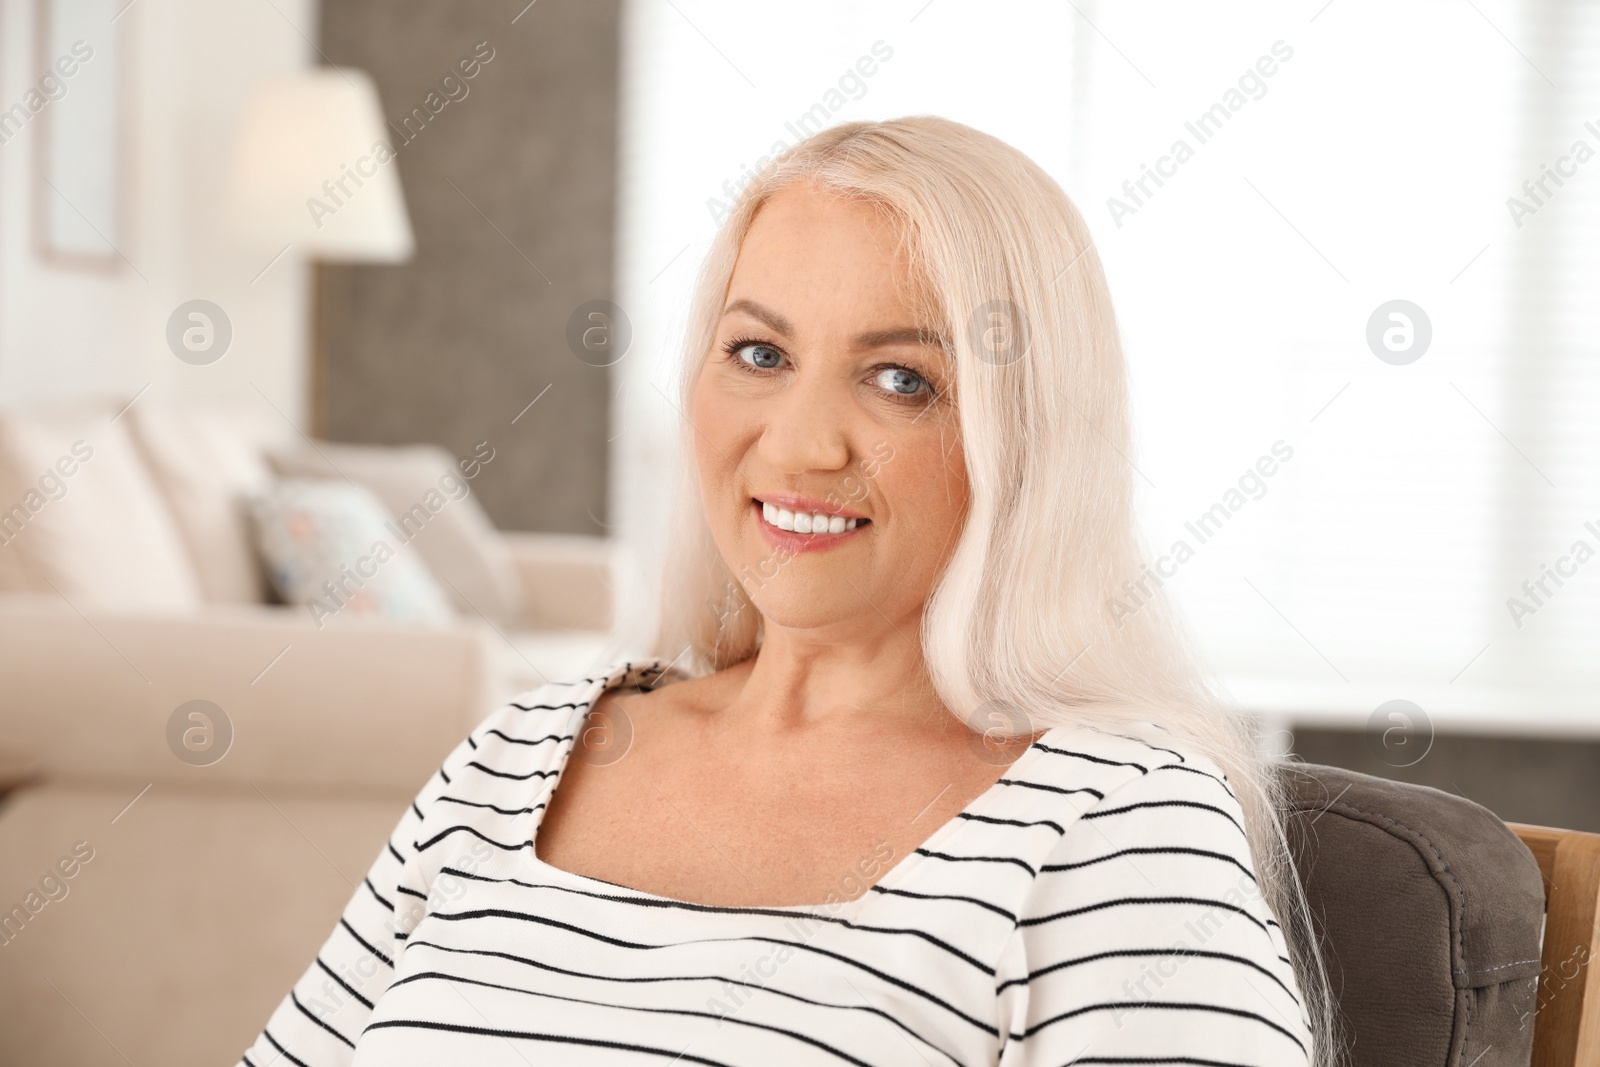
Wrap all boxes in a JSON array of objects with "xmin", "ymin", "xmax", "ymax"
[{"xmin": 754, "ymin": 499, "xmax": 870, "ymax": 535}]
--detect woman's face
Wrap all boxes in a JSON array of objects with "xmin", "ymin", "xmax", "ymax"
[{"xmin": 690, "ymin": 181, "xmax": 968, "ymax": 639}]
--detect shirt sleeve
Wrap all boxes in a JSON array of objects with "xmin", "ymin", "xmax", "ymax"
[
  {"xmin": 232, "ymin": 739, "xmax": 472, "ymax": 1067},
  {"xmin": 997, "ymin": 753, "xmax": 1314, "ymax": 1067}
]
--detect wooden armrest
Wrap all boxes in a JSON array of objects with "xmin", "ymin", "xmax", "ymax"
[{"xmin": 1509, "ymin": 821, "xmax": 1600, "ymax": 1067}]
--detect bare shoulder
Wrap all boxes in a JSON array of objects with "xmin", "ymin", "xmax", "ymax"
[
  {"xmin": 579, "ymin": 659, "xmax": 752, "ymax": 761},
  {"xmin": 589, "ymin": 660, "xmax": 749, "ymax": 721}
]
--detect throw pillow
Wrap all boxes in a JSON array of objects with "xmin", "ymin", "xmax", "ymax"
[
  {"xmin": 249, "ymin": 478, "xmax": 455, "ymax": 628},
  {"xmin": 267, "ymin": 442, "xmax": 523, "ymax": 623}
]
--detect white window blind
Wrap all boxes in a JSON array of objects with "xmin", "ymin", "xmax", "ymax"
[{"xmin": 615, "ymin": 0, "xmax": 1600, "ymax": 733}]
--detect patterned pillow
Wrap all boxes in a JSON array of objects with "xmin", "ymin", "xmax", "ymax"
[{"xmin": 249, "ymin": 478, "xmax": 455, "ymax": 628}]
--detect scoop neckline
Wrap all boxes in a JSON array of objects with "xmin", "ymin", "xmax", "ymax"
[{"xmin": 520, "ymin": 657, "xmax": 1065, "ymax": 920}]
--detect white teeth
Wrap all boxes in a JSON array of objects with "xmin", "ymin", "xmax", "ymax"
[{"xmin": 758, "ymin": 501, "xmax": 862, "ymax": 535}]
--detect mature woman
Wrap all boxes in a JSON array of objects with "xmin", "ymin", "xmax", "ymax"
[{"xmin": 239, "ymin": 117, "xmax": 1335, "ymax": 1066}]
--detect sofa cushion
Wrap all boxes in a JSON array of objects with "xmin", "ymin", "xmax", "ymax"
[
  {"xmin": 0, "ymin": 780, "xmax": 410, "ymax": 1067},
  {"xmin": 269, "ymin": 442, "xmax": 523, "ymax": 624},
  {"xmin": 126, "ymin": 398, "xmax": 286, "ymax": 604},
  {"xmin": 1280, "ymin": 762, "xmax": 1546, "ymax": 1067},
  {"xmin": 0, "ymin": 399, "xmax": 202, "ymax": 610},
  {"xmin": 249, "ymin": 478, "xmax": 455, "ymax": 628}
]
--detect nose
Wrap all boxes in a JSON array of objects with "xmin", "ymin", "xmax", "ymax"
[{"xmin": 755, "ymin": 368, "xmax": 852, "ymax": 475}]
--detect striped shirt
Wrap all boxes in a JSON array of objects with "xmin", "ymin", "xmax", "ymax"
[{"xmin": 236, "ymin": 658, "xmax": 1313, "ymax": 1066}]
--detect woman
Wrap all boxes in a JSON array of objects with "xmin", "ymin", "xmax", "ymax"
[{"xmin": 238, "ymin": 117, "xmax": 1335, "ymax": 1066}]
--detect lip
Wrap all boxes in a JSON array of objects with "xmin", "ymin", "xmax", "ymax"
[
  {"xmin": 751, "ymin": 499, "xmax": 870, "ymax": 554},
  {"xmin": 752, "ymin": 492, "xmax": 868, "ymax": 520}
]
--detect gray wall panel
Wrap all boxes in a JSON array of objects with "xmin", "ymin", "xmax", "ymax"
[{"xmin": 316, "ymin": 0, "xmax": 620, "ymax": 533}]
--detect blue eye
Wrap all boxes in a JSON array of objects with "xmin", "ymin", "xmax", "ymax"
[
  {"xmin": 733, "ymin": 342, "xmax": 783, "ymax": 370},
  {"xmin": 874, "ymin": 367, "xmax": 927, "ymax": 396}
]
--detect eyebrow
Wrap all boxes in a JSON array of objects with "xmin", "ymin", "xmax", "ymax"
[
  {"xmin": 723, "ymin": 298, "xmax": 793, "ymax": 337},
  {"xmin": 721, "ymin": 298, "xmax": 948, "ymax": 351}
]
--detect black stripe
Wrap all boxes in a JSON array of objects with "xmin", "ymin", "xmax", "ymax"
[
  {"xmin": 998, "ymin": 778, "xmax": 1105, "ymax": 800},
  {"xmin": 414, "ymin": 824, "xmax": 527, "ymax": 853},
  {"xmin": 484, "ymin": 728, "xmax": 570, "ymax": 747},
  {"xmin": 915, "ymin": 847, "xmax": 1036, "ymax": 876},
  {"xmin": 426, "ymin": 907, "xmax": 998, "ymax": 1035},
  {"xmin": 1071, "ymin": 1057, "xmax": 1256, "ymax": 1066},
  {"xmin": 1041, "ymin": 846, "xmax": 1256, "ymax": 883},
  {"xmin": 395, "ymin": 884, "xmax": 426, "ymax": 901},
  {"xmin": 437, "ymin": 795, "xmax": 542, "ymax": 817},
  {"xmin": 1151, "ymin": 763, "xmax": 1238, "ymax": 797},
  {"xmin": 364, "ymin": 877, "xmax": 392, "ymax": 912},
  {"xmin": 464, "ymin": 761, "xmax": 558, "ymax": 782},
  {"xmin": 1105, "ymin": 731, "xmax": 1189, "ymax": 763},
  {"xmin": 1019, "ymin": 895, "xmax": 1270, "ymax": 936},
  {"xmin": 364, "ymin": 1018, "xmax": 746, "ymax": 1066},
  {"xmin": 431, "ymin": 870, "xmax": 997, "ymax": 976},
  {"xmin": 509, "ymin": 700, "xmax": 588, "ymax": 712},
  {"xmin": 338, "ymin": 918, "xmax": 392, "ymax": 968},
  {"xmin": 957, "ymin": 811, "xmax": 1067, "ymax": 835},
  {"xmin": 404, "ymin": 937, "xmax": 961, "ymax": 1066},
  {"xmin": 389, "ymin": 969, "xmax": 886, "ymax": 1067},
  {"xmin": 869, "ymin": 884, "xmax": 1016, "ymax": 922},
  {"xmin": 446, "ymin": 864, "xmax": 934, "ymax": 929},
  {"xmin": 289, "ymin": 990, "xmax": 355, "ymax": 1049},
  {"xmin": 994, "ymin": 946, "xmax": 1299, "ymax": 1003},
  {"xmin": 1031, "ymin": 743, "xmax": 1149, "ymax": 774},
  {"xmin": 315, "ymin": 955, "xmax": 374, "ymax": 1010},
  {"xmin": 1014, "ymin": 1000, "xmax": 1305, "ymax": 1053},
  {"xmin": 385, "ymin": 841, "xmax": 405, "ymax": 865},
  {"xmin": 1083, "ymin": 799, "xmax": 1245, "ymax": 836},
  {"xmin": 261, "ymin": 1027, "xmax": 314, "ymax": 1067}
]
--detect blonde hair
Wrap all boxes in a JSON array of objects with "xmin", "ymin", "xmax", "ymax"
[{"xmin": 645, "ymin": 116, "xmax": 1338, "ymax": 1064}]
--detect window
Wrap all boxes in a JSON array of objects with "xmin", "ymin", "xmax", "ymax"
[{"xmin": 615, "ymin": 0, "xmax": 1600, "ymax": 731}]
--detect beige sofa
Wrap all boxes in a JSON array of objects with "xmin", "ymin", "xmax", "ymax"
[{"xmin": 0, "ymin": 396, "xmax": 623, "ymax": 1065}]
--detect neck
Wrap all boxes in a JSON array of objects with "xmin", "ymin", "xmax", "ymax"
[{"xmin": 710, "ymin": 616, "xmax": 954, "ymax": 739}]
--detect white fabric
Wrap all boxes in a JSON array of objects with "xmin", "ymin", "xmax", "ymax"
[
  {"xmin": 236, "ymin": 658, "xmax": 1313, "ymax": 1067},
  {"xmin": 269, "ymin": 442, "xmax": 523, "ymax": 624},
  {"xmin": 0, "ymin": 400, "xmax": 201, "ymax": 610},
  {"xmin": 126, "ymin": 398, "xmax": 284, "ymax": 603}
]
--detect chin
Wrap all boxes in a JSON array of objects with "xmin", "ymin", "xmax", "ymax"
[{"xmin": 738, "ymin": 581, "xmax": 854, "ymax": 631}]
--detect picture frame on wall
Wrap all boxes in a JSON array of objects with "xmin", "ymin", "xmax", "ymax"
[{"xmin": 30, "ymin": 0, "xmax": 133, "ymax": 273}]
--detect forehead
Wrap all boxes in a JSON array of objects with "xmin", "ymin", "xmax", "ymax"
[{"xmin": 726, "ymin": 182, "xmax": 931, "ymax": 332}]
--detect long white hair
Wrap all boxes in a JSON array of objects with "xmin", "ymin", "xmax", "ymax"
[{"xmin": 642, "ymin": 116, "xmax": 1338, "ymax": 1065}]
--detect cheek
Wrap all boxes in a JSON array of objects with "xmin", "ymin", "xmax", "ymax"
[
  {"xmin": 880, "ymin": 431, "xmax": 969, "ymax": 536},
  {"xmin": 688, "ymin": 369, "xmax": 754, "ymax": 505},
  {"xmin": 689, "ymin": 372, "xmax": 733, "ymax": 462}
]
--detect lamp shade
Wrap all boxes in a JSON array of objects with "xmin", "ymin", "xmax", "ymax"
[{"xmin": 225, "ymin": 68, "xmax": 414, "ymax": 262}]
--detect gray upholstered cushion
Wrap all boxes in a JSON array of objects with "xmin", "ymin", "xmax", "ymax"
[{"xmin": 1280, "ymin": 762, "xmax": 1545, "ymax": 1067}]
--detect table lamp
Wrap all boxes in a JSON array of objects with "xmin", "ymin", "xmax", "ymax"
[{"xmin": 225, "ymin": 68, "xmax": 414, "ymax": 431}]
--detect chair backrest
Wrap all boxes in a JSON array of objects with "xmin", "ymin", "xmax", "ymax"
[
  {"xmin": 1507, "ymin": 822, "xmax": 1600, "ymax": 1067},
  {"xmin": 1279, "ymin": 762, "xmax": 1547, "ymax": 1067}
]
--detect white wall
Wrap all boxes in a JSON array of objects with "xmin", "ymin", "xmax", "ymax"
[{"xmin": 0, "ymin": 0, "xmax": 314, "ymax": 425}]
